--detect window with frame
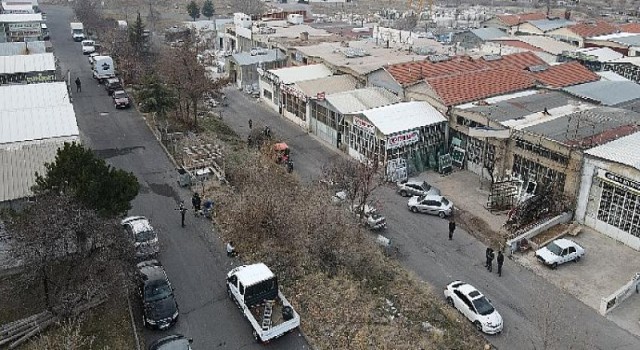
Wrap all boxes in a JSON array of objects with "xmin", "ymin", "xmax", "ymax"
[
  {"xmin": 263, "ymin": 89, "xmax": 272, "ymax": 101},
  {"xmin": 597, "ymin": 181, "xmax": 640, "ymax": 237},
  {"xmin": 512, "ymin": 154, "xmax": 566, "ymax": 192},
  {"xmin": 284, "ymin": 93, "xmax": 306, "ymax": 120}
]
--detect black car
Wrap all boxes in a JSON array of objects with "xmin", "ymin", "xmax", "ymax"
[
  {"xmin": 104, "ymin": 77, "xmax": 123, "ymax": 95},
  {"xmin": 148, "ymin": 334, "xmax": 193, "ymax": 350},
  {"xmin": 137, "ymin": 260, "xmax": 179, "ymax": 330},
  {"xmin": 112, "ymin": 90, "xmax": 131, "ymax": 109}
]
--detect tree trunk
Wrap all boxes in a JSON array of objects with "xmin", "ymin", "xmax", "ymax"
[{"xmin": 193, "ymin": 97, "xmax": 198, "ymax": 131}]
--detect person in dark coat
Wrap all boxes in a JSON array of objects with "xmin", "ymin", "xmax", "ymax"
[
  {"xmin": 497, "ymin": 251, "xmax": 505, "ymax": 277},
  {"xmin": 248, "ymin": 119, "xmax": 253, "ymax": 129},
  {"xmin": 75, "ymin": 77, "xmax": 81, "ymax": 92},
  {"xmin": 192, "ymin": 192, "xmax": 201, "ymax": 213},
  {"xmin": 487, "ymin": 249, "xmax": 495, "ymax": 272},
  {"xmin": 448, "ymin": 219, "xmax": 456, "ymax": 240},
  {"xmin": 485, "ymin": 247, "xmax": 492, "ymax": 268}
]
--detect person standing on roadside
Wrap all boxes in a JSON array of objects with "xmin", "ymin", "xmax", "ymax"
[
  {"xmin": 485, "ymin": 247, "xmax": 492, "ymax": 268},
  {"xmin": 75, "ymin": 77, "xmax": 81, "ymax": 92},
  {"xmin": 487, "ymin": 249, "xmax": 495, "ymax": 272},
  {"xmin": 497, "ymin": 251, "xmax": 505, "ymax": 277},
  {"xmin": 248, "ymin": 119, "xmax": 253, "ymax": 129},
  {"xmin": 448, "ymin": 219, "xmax": 456, "ymax": 240},
  {"xmin": 178, "ymin": 201, "xmax": 187, "ymax": 227}
]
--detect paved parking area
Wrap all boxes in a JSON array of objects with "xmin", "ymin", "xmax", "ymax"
[
  {"xmin": 514, "ymin": 228, "xmax": 640, "ymax": 336},
  {"xmin": 413, "ymin": 169, "xmax": 640, "ymax": 337}
]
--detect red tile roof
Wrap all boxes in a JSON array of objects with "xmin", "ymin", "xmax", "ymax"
[
  {"xmin": 425, "ymin": 67, "xmax": 536, "ymax": 106},
  {"xmin": 385, "ymin": 51, "xmax": 545, "ymax": 87},
  {"xmin": 496, "ymin": 12, "xmax": 547, "ymax": 26},
  {"xmin": 491, "ymin": 40, "xmax": 542, "ymax": 52},
  {"xmin": 618, "ymin": 23, "xmax": 640, "ymax": 33},
  {"xmin": 568, "ymin": 21, "xmax": 619, "ymax": 38},
  {"xmin": 531, "ymin": 61, "xmax": 600, "ymax": 88}
]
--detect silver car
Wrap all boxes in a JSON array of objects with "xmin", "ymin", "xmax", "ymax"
[
  {"xmin": 407, "ymin": 195, "xmax": 453, "ymax": 218},
  {"xmin": 397, "ymin": 179, "xmax": 440, "ymax": 197},
  {"xmin": 121, "ymin": 216, "xmax": 160, "ymax": 259}
]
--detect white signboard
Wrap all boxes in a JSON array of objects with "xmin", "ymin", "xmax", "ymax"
[
  {"xmin": 386, "ymin": 130, "xmax": 420, "ymax": 150},
  {"xmin": 353, "ymin": 116, "xmax": 375, "ymax": 134}
]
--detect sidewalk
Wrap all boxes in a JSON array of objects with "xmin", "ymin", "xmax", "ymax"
[{"xmin": 415, "ymin": 170, "xmax": 508, "ymax": 244}]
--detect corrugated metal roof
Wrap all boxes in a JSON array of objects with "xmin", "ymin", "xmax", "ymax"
[
  {"xmin": 0, "ymin": 82, "xmax": 70, "ymax": 110},
  {"xmin": 325, "ymin": 87, "xmax": 400, "ymax": 114},
  {"xmin": 1, "ymin": 4, "xmax": 34, "ymax": 11},
  {"xmin": 564, "ymin": 81, "xmax": 640, "ymax": 106},
  {"xmin": 0, "ymin": 41, "xmax": 47, "ymax": 56},
  {"xmin": 586, "ymin": 131, "xmax": 640, "ymax": 170},
  {"xmin": 0, "ymin": 105, "xmax": 79, "ymax": 144},
  {"xmin": 597, "ymin": 71, "xmax": 629, "ymax": 81},
  {"xmin": 573, "ymin": 47, "xmax": 624, "ymax": 62},
  {"xmin": 527, "ymin": 19, "xmax": 575, "ymax": 32},
  {"xmin": 522, "ymin": 106, "xmax": 640, "ymax": 147},
  {"xmin": 358, "ymin": 101, "xmax": 446, "ymax": 135},
  {"xmin": 231, "ymin": 49, "xmax": 285, "ymax": 66},
  {"xmin": 0, "ymin": 13, "xmax": 42, "ymax": 22},
  {"xmin": 469, "ymin": 27, "xmax": 507, "ymax": 41},
  {"xmin": 268, "ymin": 63, "xmax": 332, "ymax": 84},
  {"xmin": 294, "ymin": 75, "xmax": 357, "ymax": 97},
  {"xmin": 461, "ymin": 91, "xmax": 574, "ymax": 122},
  {"xmin": 0, "ymin": 53, "xmax": 55, "ymax": 74},
  {"xmin": 0, "ymin": 137, "xmax": 78, "ymax": 202},
  {"xmin": 609, "ymin": 35, "xmax": 640, "ymax": 47}
]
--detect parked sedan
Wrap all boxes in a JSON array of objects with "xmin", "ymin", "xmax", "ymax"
[
  {"xmin": 407, "ymin": 195, "xmax": 453, "ymax": 218},
  {"xmin": 137, "ymin": 260, "xmax": 179, "ymax": 330},
  {"xmin": 104, "ymin": 77, "xmax": 123, "ymax": 95},
  {"xmin": 444, "ymin": 281, "xmax": 503, "ymax": 334},
  {"xmin": 397, "ymin": 179, "xmax": 440, "ymax": 197},
  {"xmin": 535, "ymin": 238, "xmax": 585, "ymax": 269},
  {"xmin": 121, "ymin": 216, "xmax": 160, "ymax": 259},
  {"xmin": 148, "ymin": 334, "xmax": 193, "ymax": 350},
  {"xmin": 112, "ymin": 90, "xmax": 131, "ymax": 109}
]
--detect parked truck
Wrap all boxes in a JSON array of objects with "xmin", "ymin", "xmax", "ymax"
[
  {"xmin": 70, "ymin": 22, "xmax": 84, "ymax": 41},
  {"xmin": 92, "ymin": 55, "xmax": 115, "ymax": 83},
  {"xmin": 226, "ymin": 263, "xmax": 300, "ymax": 343}
]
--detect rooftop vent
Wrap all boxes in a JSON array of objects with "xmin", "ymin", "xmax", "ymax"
[
  {"xmin": 482, "ymin": 54, "xmax": 502, "ymax": 61},
  {"xmin": 428, "ymin": 54, "xmax": 451, "ymax": 63},
  {"xmin": 527, "ymin": 64, "xmax": 548, "ymax": 72}
]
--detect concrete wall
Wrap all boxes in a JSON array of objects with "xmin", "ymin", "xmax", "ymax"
[
  {"xmin": 514, "ymin": 22, "xmax": 544, "ymax": 35},
  {"xmin": 259, "ymin": 76, "xmax": 278, "ymax": 112},
  {"xmin": 548, "ymin": 27, "xmax": 583, "ymax": 47}
]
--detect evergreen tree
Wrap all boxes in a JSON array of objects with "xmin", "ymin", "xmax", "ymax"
[
  {"xmin": 128, "ymin": 12, "xmax": 146, "ymax": 55},
  {"xmin": 202, "ymin": 0, "xmax": 215, "ymax": 20},
  {"xmin": 187, "ymin": 0, "xmax": 200, "ymax": 21}
]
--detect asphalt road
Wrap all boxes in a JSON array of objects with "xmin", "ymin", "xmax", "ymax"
[
  {"xmin": 43, "ymin": 5, "xmax": 309, "ymax": 349},
  {"xmin": 221, "ymin": 90, "xmax": 640, "ymax": 350}
]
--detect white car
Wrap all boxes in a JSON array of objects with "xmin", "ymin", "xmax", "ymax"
[
  {"xmin": 396, "ymin": 179, "xmax": 440, "ymax": 197},
  {"xmin": 407, "ymin": 194, "xmax": 453, "ymax": 218},
  {"xmin": 121, "ymin": 216, "xmax": 160, "ymax": 259},
  {"xmin": 81, "ymin": 39, "xmax": 95, "ymax": 55},
  {"xmin": 444, "ymin": 281, "xmax": 503, "ymax": 334},
  {"xmin": 535, "ymin": 238, "xmax": 585, "ymax": 269}
]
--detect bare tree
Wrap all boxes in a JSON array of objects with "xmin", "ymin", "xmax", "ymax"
[
  {"xmin": 30, "ymin": 317, "xmax": 101, "ymax": 350},
  {"xmin": 322, "ymin": 157, "xmax": 386, "ymax": 223},
  {"xmin": 7, "ymin": 194, "xmax": 133, "ymax": 316}
]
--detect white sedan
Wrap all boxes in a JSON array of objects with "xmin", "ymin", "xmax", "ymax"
[
  {"xmin": 444, "ymin": 281, "xmax": 503, "ymax": 334},
  {"xmin": 535, "ymin": 238, "xmax": 585, "ymax": 269}
]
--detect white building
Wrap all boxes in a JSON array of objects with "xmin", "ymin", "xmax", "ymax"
[
  {"xmin": 0, "ymin": 52, "xmax": 55, "ymax": 84},
  {"xmin": 575, "ymin": 132, "xmax": 640, "ymax": 251},
  {"xmin": 0, "ymin": 13, "xmax": 43, "ymax": 42},
  {"xmin": 259, "ymin": 63, "xmax": 333, "ymax": 128}
]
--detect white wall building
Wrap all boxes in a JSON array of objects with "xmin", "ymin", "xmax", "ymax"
[
  {"xmin": 576, "ymin": 132, "xmax": 640, "ymax": 251},
  {"xmin": 0, "ymin": 13, "xmax": 42, "ymax": 42}
]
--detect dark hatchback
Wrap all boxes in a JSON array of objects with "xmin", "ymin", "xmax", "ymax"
[
  {"xmin": 104, "ymin": 77, "xmax": 123, "ymax": 95},
  {"xmin": 148, "ymin": 334, "xmax": 193, "ymax": 350},
  {"xmin": 137, "ymin": 260, "xmax": 179, "ymax": 330}
]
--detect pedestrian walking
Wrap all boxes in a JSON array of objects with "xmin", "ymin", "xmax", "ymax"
[
  {"xmin": 487, "ymin": 249, "xmax": 495, "ymax": 272},
  {"xmin": 75, "ymin": 77, "xmax": 82, "ymax": 92},
  {"xmin": 226, "ymin": 241, "xmax": 236, "ymax": 257},
  {"xmin": 178, "ymin": 201, "xmax": 187, "ymax": 227},
  {"xmin": 248, "ymin": 119, "xmax": 253, "ymax": 129},
  {"xmin": 448, "ymin": 219, "xmax": 456, "ymax": 240},
  {"xmin": 497, "ymin": 251, "xmax": 504, "ymax": 277}
]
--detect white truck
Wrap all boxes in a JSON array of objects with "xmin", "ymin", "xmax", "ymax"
[
  {"xmin": 92, "ymin": 55, "xmax": 115, "ymax": 83},
  {"xmin": 226, "ymin": 263, "xmax": 300, "ymax": 343},
  {"xmin": 70, "ymin": 22, "xmax": 84, "ymax": 41}
]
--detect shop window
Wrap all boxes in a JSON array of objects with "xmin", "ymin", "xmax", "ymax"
[
  {"xmin": 284, "ymin": 93, "xmax": 306, "ymax": 120},
  {"xmin": 512, "ymin": 154, "xmax": 566, "ymax": 193},
  {"xmin": 596, "ymin": 181, "xmax": 640, "ymax": 237},
  {"xmin": 263, "ymin": 89, "xmax": 272, "ymax": 101}
]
